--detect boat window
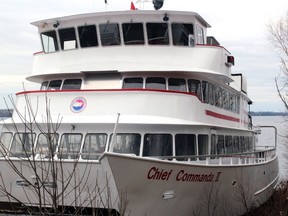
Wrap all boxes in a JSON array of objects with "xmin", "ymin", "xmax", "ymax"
[
  {"xmin": 146, "ymin": 77, "xmax": 166, "ymax": 90},
  {"xmin": 62, "ymin": 79, "xmax": 82, "ymax": 90},
  {"xmin": 239, "ymin": 136, "xmax": 245, "ymax": 152},
  {"xmin": 41, "ymin": 30, "xmax": 59, "ymax": 53},
  {"xmin": 110, "ymin": 133, "xmax": 141, "ymax": 155},
  {"xmin": 82, "ymin": 133, "xmax": 107, "ymax": 160},
  {"xmin": 198, "ymin": 134, "xmax": 208, "ymax": 160},
  {"xmin": 40, "ymin": 81, "xmax": 49, "ymax": 90},
  {"xmin": 196, "ymin": 25, "xmax": 204, "ymax": 45},
  {"xmin": 248, "ymin": 136, "xmax": 253, "ymax": 152},
  {"xmin": 233, "ymin": 136, "xmax": 239, "ymax": 153},
  {"xmin": 230, "ymin": 95, "xmax": 235, "ymax": 112},
  {"xmin": 168, "ymin": 78, "xmax": 186, "ymax": 92},
  {"xmin": 0, "ymin": 132, "xmax": 13, "ymax": 156},
  {"xmin": 58, "ymin": 133, "xmax": 82, "ymax": 159},
  {"xmin": 122, "ymin": 23, "xmax": 144, "ymax": 45},
  {"xmin": 214, "ymin": 86, "xmax": 223, "ymax": 108},
  {"xmin": 59, "ymin": 28, "xmax": 78, "ymax": 50},
  {"xmin": 48, "ymin": 80, "xmax": 62, "ymax": 90},
  {"xmin": 175, "ymin": 134, "xmax": 196, "ymax": 161},
  {"xmin": 10, "ymin": 132, "xmax": 36, "ymax": 157},
  {"xmin": 36, "ymin": 133, "xmax": 59, "ymax": 158},
  {"xmin": 78, "ymin": 25, "xmax": 98, "ymax": 48},
  {"xmin": 208, "ymin": 83, "xmax": 214, "ymax": 105},
  {"xmin": 225, "ymin": 135, "xmax": 233, "ymax": 154},
  {"xmin": 223, "ymin": 90, "xmax": 230, "ymax": 110},
  {"xmin": 216, "ymin": 135, "xmax": 224, "ymax": 155},
  {"xmin": 210, "ymin": 134, "xmax": 216, "ymax": 159},
  {"xmin": 172, "ymin": 23, "xmax": 194, "ymax": 46},
  {"xmin": 99, "ymin": 23, "xmax": 121, "ymax": 46},
  {"xmin": 188, "ymin": 79, "xmax": 202, "ymax": 100},
  {"xmin": 123, "ymin": 77, "xmax": 143, "ymax": 89},
  {"xmin": 146, "ymin": 23, "xmax": 169, "ymax": 45},
  {"xmin": 244, "ymin": 136, "xmax": 250, "ymax": 152},
  {"xmin": 202, "ymin": 81, "xmax": 209, "ymax": 103},
  {"xmin": 236, "ymin": 96, "xmax": 240, "ymax": 113},
  {"xmin": 143, "ymin": 134, "xmax": 172, "ymax": 157}
]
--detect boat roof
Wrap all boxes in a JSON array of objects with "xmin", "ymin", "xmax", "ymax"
[{"xmin": 31, "ymin": 10, "xmax": 211, "ymax": 29}]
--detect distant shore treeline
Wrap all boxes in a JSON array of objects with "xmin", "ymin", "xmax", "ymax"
[
  {"xmin": 0, "ymin": 109, "xmax": 286, "ymax": 118},
  {"xmin": 250, "ymin": 111, "xmax": 287, "ymax": 116},
  {"xmin": 0, "ymin": 109, "xmax": 13, "ymax": 118}
]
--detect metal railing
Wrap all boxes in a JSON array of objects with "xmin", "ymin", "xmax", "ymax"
[{"xmin": 146, "ymin": 148, "xmax": 277, "ymax": 165}]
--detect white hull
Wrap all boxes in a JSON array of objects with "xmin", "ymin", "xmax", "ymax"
[
  {"xmin": 100, "ymin": 153, "xmax": 279, "ymax": 216},
  {"xmin": 0, "ymin": 152, "xmax": 278, "ymax": 216}
]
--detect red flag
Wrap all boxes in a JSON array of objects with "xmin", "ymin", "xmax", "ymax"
[{"xmin": 130, "ymin": 2, "xmax": 136, "ymax": 10}]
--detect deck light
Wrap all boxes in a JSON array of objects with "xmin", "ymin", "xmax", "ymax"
[
  {"xmin": 53, "ymin": 21, "xmax": 60, "ymax": 28},
  {"xmin": 163, "ymin": 13, "xmax": 169, "ymax": 22}
]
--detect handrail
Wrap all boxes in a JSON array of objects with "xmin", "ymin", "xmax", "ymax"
[
  {"xmin": 259, "ymin": 125, "xmax": 277, "ymax": 148},
  {"xmin": 143, "ymin": 148, "xmax": 276, "ymax": 163}
]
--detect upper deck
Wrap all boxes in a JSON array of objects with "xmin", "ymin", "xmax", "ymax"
[{"xmin": 29, "ymin": 10, "xmax": 234, "ymax": 83}]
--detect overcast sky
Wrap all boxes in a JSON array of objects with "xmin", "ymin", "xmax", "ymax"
[{"xmin": 0, "ymin": 0, "xmax": 287, "ymax": 111}]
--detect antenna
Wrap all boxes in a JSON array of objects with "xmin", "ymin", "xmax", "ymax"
[
  {"xmin": 136, "ymin": 0, "xmax": 148, "ymax": 10},
  {"xmin": 104, "ymin": 0, "xmax": 108, "ymax": 11},
  {"xmin": 152, "ymin": 0, "xmax": 164, "ymax": 10}
]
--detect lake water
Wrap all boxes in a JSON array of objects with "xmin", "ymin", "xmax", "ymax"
[{"xmin": 253, "ymin": 115, "xmax": 288, "ymax": 180}]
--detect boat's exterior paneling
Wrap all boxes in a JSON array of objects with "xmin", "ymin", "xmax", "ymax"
[
  {"xmin": 0, "ymin": 159, "xmax": 120, "ymax": 211},
  {"xmin": 30, "ymin": 46, "xmax": 231, "ymax": 82},
  {"xmin": 14, "ymin": 90, "xmax": 244, "ymax": 129},
  {"xmin": 101, "ymin": 152, "xmax": 279, "ymax": 216}
]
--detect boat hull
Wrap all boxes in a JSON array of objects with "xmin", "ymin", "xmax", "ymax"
[
  {"xmin": 0, "ymin": 159, "xmax": 119, "ymax": 212},
  {"xmin": 100, "ymin": 152, "xmax": 279, "ymax": 216}
]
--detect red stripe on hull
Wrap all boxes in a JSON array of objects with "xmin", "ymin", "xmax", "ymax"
[{"xmin": 205, "ymin": 110, "xmax": 240, "ymax": 123}]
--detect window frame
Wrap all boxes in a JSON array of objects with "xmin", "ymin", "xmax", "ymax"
[
  {"xmin": 0, "ymin": 132, "xmax": 13, "ymax": 156},
  {"xmin": 168, "ymin": 78, "xmax": 187, "ymax": 92},
  {"xmin": 62, "ymin": 79, "xmax": 82, "ymax": 90},
  {"xmin": 122, "ymin": 22, "xmax": 145, "ymax": 45},
  {"xmin": 143, "ymin": 133, "xmax": 172, "ymax": 157},
  {"xmin": 58, "ymin": 27, "xmax": 78, "ymax": 51},
  {"xmin": 146, "ymin": 22, "xmax": 170, "ymax": 45},
  {"xmin": 175, "ymin": 134, "xmax": 196, "ymax": 161},
  {"xmin": 77, "ymin": 25, "xmax": 98, "ymax": 48},
  {"xmin": 109, "ymin": 133, "xmax": 141, "ymax": 156},
  {"xmin": 122, "ymin": 77, "xmax": 144, "ymax": 89},
  {"xmin": 145, "ymin": 77, "xmax": 166, "ymax": 90},
  {"xmin": 57, "ymin": 133, "xmax": 83, "ymax": 159},
  {"xmin": 99, "ymin": 23, "xmax": 121, "ymax": 46},
  {"xmin": 171, "ymin": 23, "xmax": 194, "ymax": 46},
  {"xmin": 36, "ymin": 133, "xmax": 59, "ymax": 158},
  {"xmin": 41, "ymin": 30, "xmax": 59, "ymax": 53},
  {"xmin": 10, "ymin": 132, "xmax": 36, "ymax": 158},
  {"xmin": 82, "ymin": 133, "xmax": 107, "ymax": 160}
]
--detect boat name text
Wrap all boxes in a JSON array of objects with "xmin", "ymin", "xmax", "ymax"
[{"xmin": 147, "ymin": 167, "xmax": 222, "ymax": 182}]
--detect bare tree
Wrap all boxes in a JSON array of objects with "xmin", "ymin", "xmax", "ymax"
[
  {"xmin": 267, "ymin": 13, "xmax": 288, "ymax": 110},
  {"xmin": 0, "ymin": 93, "xmax": 124, "ymax": 216}
]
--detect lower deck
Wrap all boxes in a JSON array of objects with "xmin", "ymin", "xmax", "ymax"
[{"xmin": 0, "ymin": 122, "xmax": 277, "ymax": 166}]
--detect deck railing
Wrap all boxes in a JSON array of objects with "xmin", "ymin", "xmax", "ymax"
[{"xmin": 148, "ymin": 148, "xmax": 277, "ymax": 165}]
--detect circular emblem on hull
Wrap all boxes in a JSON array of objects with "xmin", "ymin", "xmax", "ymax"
[{"xmin": 70, "ymin": 97, "xmax": 87, "ymax": 113}]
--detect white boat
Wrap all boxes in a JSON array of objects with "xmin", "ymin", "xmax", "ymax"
[{"xmin": 0, "ymin": 3, "xmax": 279, "ymax": 216}]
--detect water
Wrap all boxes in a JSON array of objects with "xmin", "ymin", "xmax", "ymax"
[{"xmin": 252, "ymin": 115, "xmax": 288, "ymax": 180}]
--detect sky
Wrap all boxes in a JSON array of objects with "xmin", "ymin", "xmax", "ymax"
[{"xmin": 0, "ymin": 0, "xmax": 287, "ymax": 111}]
